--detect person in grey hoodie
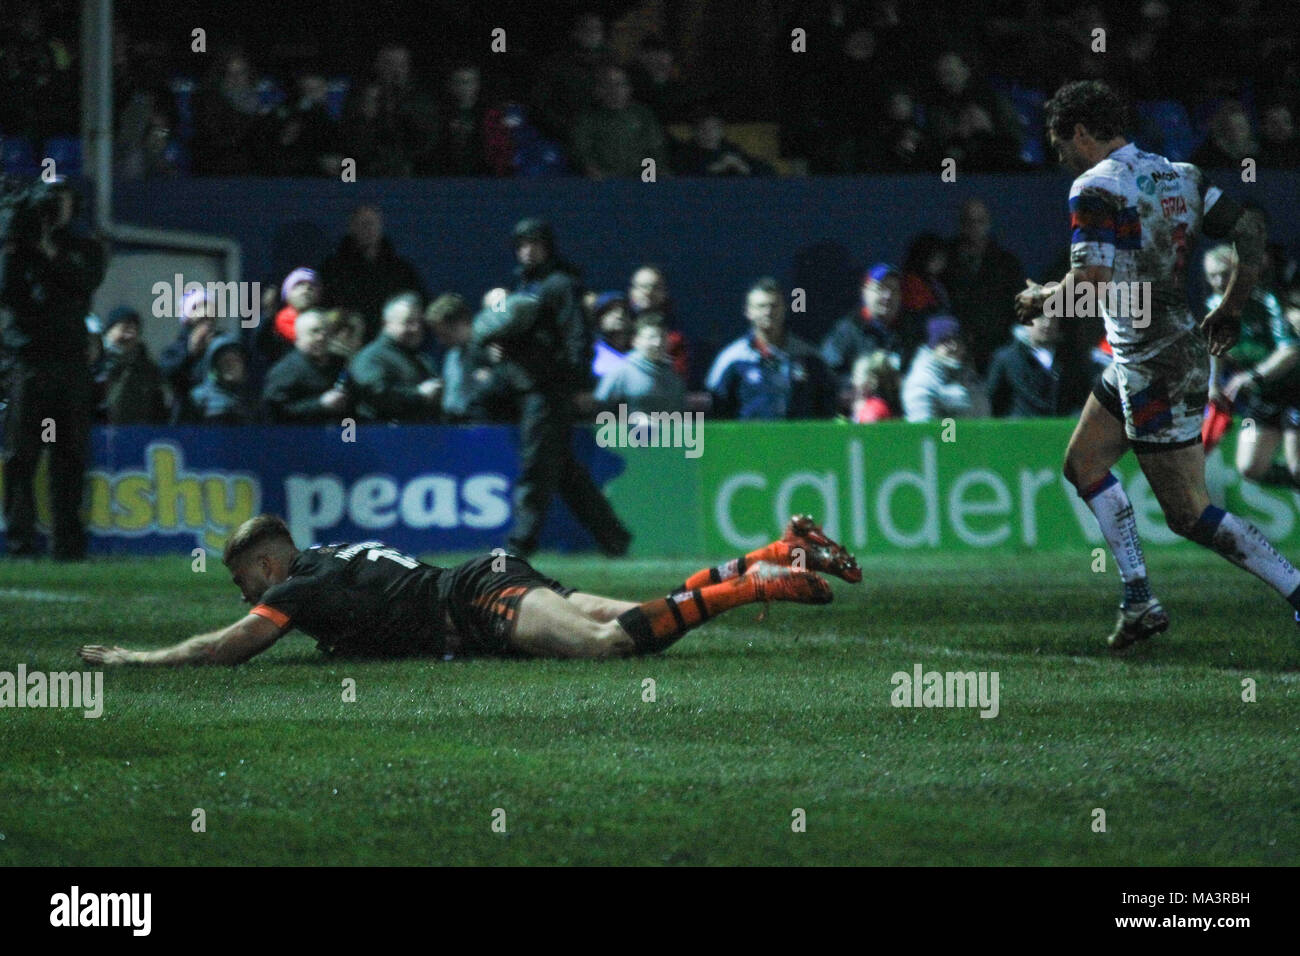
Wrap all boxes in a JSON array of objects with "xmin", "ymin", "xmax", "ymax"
[
  {"xmin": 902, "ymin": 315, "xmax": 991, "ymax": 421},
  {"xmin": 594, "ymin": 313, "xmax": 686, "ymax": 414}
]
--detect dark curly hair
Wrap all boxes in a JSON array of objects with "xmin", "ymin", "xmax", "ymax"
[{"xmin": 1044, "ymin": 80, "xmax": 1128, "ymax": 141}]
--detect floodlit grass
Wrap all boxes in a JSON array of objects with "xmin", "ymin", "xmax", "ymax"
[{"xmin": 0, "ymin": 549, "xmax": 1296, "ymax": 865}]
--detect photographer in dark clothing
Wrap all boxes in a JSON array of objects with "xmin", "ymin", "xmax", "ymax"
[
  {"xmin": 472, "ymin": 218, "xmax": 631, "ymax": 558},
  {"xmin": 0, "ymin": 178, "xmax": 107, "ymax": 559}
]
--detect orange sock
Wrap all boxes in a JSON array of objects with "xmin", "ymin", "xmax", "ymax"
[
  {"xmin": 617, "ymin": 576, "xmax": 760, "ymax": 654},
  {"xmin": 675, "ymin": 541, "xmax": 791, "ymax": 592}
]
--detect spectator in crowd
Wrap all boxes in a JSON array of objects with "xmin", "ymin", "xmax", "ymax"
[
  {"xmin": 708, "ymin": 277, "xmax": 836, "ymax": 420},
  {"xmin": 849, "ymin": 351, "xmax": 901, "ymax": 423},
  {"xmin": 113, "ymin": 35, "xmax": 181, "ymax": 182},
  {"xmin": 595, "ymin": 313, "xmax": 687, "ymax": 415},
  {"xmin": 191, "ymin": 46, "xmax": 267, "ymax": 175},
  {"xmin": 1259, "ymin": 102, "xmax": 1300, "ymax": 167},
  {"xmin": 319, "ymin": 204, "xmax": 427, "ymax": 340},
  {"xmin": 986, "ymin": 312, "xmax": 1088, "ymax": 417},
  {"xmin": 819, "ymin": 24, "xmax": 890, "ymax": 172},
  {"xmin": 265, "ymin": 71, "xmax": 341, "ymax": 176},
  {"xmin": 940, "ymin": 198, "xmax": 1026, "ymax": 374},
  {"xmin": 96, "ymin": 307, "xmax": 168, "ymax": 424},
  {"xmin": 0, "ymin": 7, "xmax": 77, "ymax": 143},
  {"xmin": 627, "ymin": 37, "xmax": 692, "ymax": 125},
  {"xmin": 434, "ymin": 63, "xmax": 492, "ymax": 175},
  {"xmin": 591, "ymin": 292, "xmax": 633, "ymax": 379},
  {"xmin": 851, "ymin": 87, "xmax": 938, "ymax": 173},
  {"xmin": 262, "ymin": 309, "xmax": 350, "ymax": 424},
  {"xmin": 821, "ymin": 263, "xmax": 914, "ymax": 395},
  {"xmin": 1192, "ymin": 101, "xmax": 1258, "ymax": 169},
  {"xmin": 322, "ymin": 308, "xmax": 367, "ymax": 361},
  {"xmin": 184, "ymin": 334, "xmax": 257, "ymax": 425},
  {"xmin": 426, "ymin": 292, "xmax": 509, "ymax": 423},
  {"xmin": 531, "ymin": 10, "xmax": 610, "ymax": 142},
  {"xmin": 923, "ymin": 51, "xmax": 1023, "ymax": 172},
  {"xmin": 0, "ymin": 178, "xmax": 105, "ymax": 560},
  {"xmin": 158, "ymin": 288, "xmax": 221, "ymax": 421},
  {"xmin": 339, "ymin": 44, "xmax": 439, "ymax": 177},
  {"xmin": 348, "ymin": 291, "xmax": 440, "ymax": 423},
  {"xmin": 628, "ymin": 264, "xmax": 689, "ymax": 381},
  {"xmin": 902, "ymin": 315, "xmax": 990, "ymax": 422},
  {"xmin": 899, "ymin": 232, "xmax": 951, "ymax": 322},
  {"xmin": 272, "ymin": 267, "xmax": 321, "ymax": 348},
  {"xmin": 474, "ymin": 217, "xmax": 632, "ymax": 557},
  {"xmin": 571, "ymin": 65, "xmax": 668, "ymax": 179},
  {"xmin": 671, "ymin": 105, "xmax": 775, "ymax": 177}
]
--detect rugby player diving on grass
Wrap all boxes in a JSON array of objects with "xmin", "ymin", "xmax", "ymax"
[
  {"xmin": 1017, "ymin": 80, "xmax": 1300, "ymax": 649},
  {"xmin": 77, "ymin": 514, "xmax": 861, "ymax": 666}
]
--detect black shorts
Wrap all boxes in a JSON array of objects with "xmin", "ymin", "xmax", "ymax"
[{"xmin": 437, "ymin": 554, "xmax": 574, "ymax": 657}]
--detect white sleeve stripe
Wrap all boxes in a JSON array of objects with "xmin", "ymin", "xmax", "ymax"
[{"xmin": 1204, "ymin": 185, "xmax": 1223, "ymax": 212}]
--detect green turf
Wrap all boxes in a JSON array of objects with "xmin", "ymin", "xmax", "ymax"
[{"xmin": 0, "ymin": 548, "xmax": 1296, "ymax": 866}]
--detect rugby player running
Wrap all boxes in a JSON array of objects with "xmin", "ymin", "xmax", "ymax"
[
  {"xmin": 1016, "ymin": 80, "xmax": 1300, "ymax": 648},
  {"xmin": 77, "ymin": 514, "xmax": 860, "ymax": 666}
]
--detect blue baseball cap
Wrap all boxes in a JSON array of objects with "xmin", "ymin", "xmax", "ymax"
[{"xmin": 865, "ymin": 263, "xmax": 900, "ymax": 283}]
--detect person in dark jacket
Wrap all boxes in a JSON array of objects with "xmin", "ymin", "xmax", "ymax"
[
  {"xmin": 939, "ymin": 198, "xmax": 1026, "ymax": 375},
  {"xmin": 262, "ymin": 309, "xmax": 350, "ymax": 424},
  {"xmin": 96, "ymin": 306, "xmax": 168, "ymax": 424},
  {"xmin": 821, "ymin": 263, "xmax": 917, "ymax": 400},
  {"xmin": 348, "ymin": 292, "xmax": 440, "ymax": 423},
  {"xmin": 318, "ymin": 205, "xmax": 428, "ymax": 341},
  {"xmin": 185, "ymin": 334, "xmax": 257, "ymax": 425},
  {"xmin": 472, "ymin": 218, "xmax": 631, "ymax": 557},
  {"xmin": 0, "ymin": 178, "xmax": 106, "ymax": 559},
  {"xmin": 158, "ymin": 287, "xmax": 221, "ymax": 420},
  {"xmin": 987, "ymin": 313, "xmax": 1090, "ymax": 418},
  {"xmin": 707, "ymin": 277, "xmax": 837, "ymax": 420}
]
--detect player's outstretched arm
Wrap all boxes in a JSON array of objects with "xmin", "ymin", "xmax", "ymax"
[
  {"xmin": 78, "ymin": 613, "xmax": 285, "ymax": 668},
  {"xmin": 1202, "ymin": 207, "xmax": 1267, "ymax": 355}
]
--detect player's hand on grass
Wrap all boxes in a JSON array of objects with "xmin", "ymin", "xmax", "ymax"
[
  {"xmin": 1201, "ymin": 304, "xmax": 1242, "ymax": 356},
  {"xmin": 78, "ymin": 645, "xmax": 137, "ymax": 667}
]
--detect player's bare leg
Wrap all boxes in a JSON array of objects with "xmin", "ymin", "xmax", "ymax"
[
  {"xmin": 1137, "ymin": 443, "xmax": 1300, "ymax": 617},
  {"xmin": 1063, "ymin": 395, "xmax": 1167, "ymax": 649},
  {"xmin": 565, "ymin": 592, "xmax": 638, "ymax": 622},
  {"xmin": 672, "ymin": 515, "xmax": 862, "ymax": 593},
  {"xmin": 1235, "ymin": 421, "xmax": 1282, "ymax": 483},
  {"xmin": 510, "ymin": 563, "xmax": 833, "ymax": 659}
]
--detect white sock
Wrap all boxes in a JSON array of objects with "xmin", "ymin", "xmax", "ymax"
[
  {"xmin": 1082, "ymin": 474, "xmax": 1151, "ymax": 600},
  {"xmin": 1197, "ymin": 507, "xmax": 1300, "ymax": 607}
]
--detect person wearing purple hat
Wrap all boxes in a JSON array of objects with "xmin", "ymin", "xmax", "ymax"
[
  {"xmin": 820, "ymin": 263, "xmax": 918, "ymax": 410},
  {"xmin": 901, "ymin": 314, "xmax": 990, "ymax": 421}
]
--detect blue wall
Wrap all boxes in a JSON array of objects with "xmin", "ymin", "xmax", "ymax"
[{"xmin": 115, "ymin": 171, "xmax": 1300, "ymax": 356}]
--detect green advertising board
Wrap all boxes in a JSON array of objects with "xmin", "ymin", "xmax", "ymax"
[{"xmin": 604, "ymin": 419, "xmax": 1300, "ymax": 557}]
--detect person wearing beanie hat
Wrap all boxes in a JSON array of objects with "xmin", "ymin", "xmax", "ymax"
[
  {"xmin": 901, "ymin": 314, "xmax": 990, "ymax": 421},
  {"xmin": 472, "ymin": 221, "xmax": 632, "ymax": 557},
  {"xmin": 96, "ymin": 306, "xmax": 169, "ymax": 425},
  {"xmin": 273, "ymin": 267, "xmax": 321, "ymax": 344},
  {"xmin": 820, "ymin": 262, "xmax": 919, "ymax": 410},
  {"xmin": 0, "ymin": 167, "xmax": 106, "ymax": 560}
]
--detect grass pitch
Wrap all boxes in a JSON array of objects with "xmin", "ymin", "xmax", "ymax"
[{"xmin": 1, "ymin": 549, "xmax": 1296, "ymax": 866}]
